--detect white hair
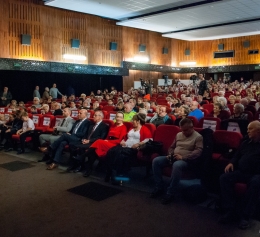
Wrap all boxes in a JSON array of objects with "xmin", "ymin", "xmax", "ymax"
[{"xmin": 217, "ymin": 97, "xmax": 227, "ymax": 106}]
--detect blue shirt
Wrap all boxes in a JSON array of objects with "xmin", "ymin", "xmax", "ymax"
[{"xmin": 189, "ymin": 109, "xmax": 204, "ymax": 121}]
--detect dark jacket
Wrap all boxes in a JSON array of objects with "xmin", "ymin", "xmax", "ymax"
[{"xmin": 84, "ymin": 121, "xmax": 109, "ymax": 144}]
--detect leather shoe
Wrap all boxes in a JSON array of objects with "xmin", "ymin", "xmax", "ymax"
[
  {"xmin": 46, "ymin": 163, "xmax": 58, "ymax": 170},
  {"xmin": 46, "ymin": 159, "xmax": 54, "ymax": 165},
  {"xmin": 150, "ymin": 189, "xmax": 164, "ymax": 198},
  {"xmin": 161, "ymin": 194, "xmax": 175, "ymax": 205},
  {"xmin": 73, "ymin": 165, "xmax": 83, "ymax": 173},
  {"xmin": 39, "ymin": 147, "xmax": 48, "ymax": 153},
  {"xmin": 5, "ymin": 148, "xmax": 13, "ymax": 152},
  {"xmin": 17, "ymin": 149, "xmax": 25, "ymax": 155}
]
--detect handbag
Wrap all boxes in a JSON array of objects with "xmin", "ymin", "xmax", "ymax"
[{"xmin": 138, "ymin": 139, "xmax": 163, "ymax": 155}]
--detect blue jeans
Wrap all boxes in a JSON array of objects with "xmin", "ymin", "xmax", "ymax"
[{"xmin": 152, "ymin": 156, "xmax": 188, "ymax": 195}]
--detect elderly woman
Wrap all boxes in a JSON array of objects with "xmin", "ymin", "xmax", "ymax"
[
  {"xmin": 105, "ymin": 113, "xmax": 152, "ymax": 184},
  {"xmin": 208, "ymin": 102, "xmax": 230, "ymax": 120},
  {"xmin": 174, "ymin": 105, "xmax": 190, "ymax": 126},
  {"xmin": 217, "ymin": 97, "xmax": 230, "ymax": 112},
  {"xmin": 230, "ymin": 103, "xmax": 248, "ymax": 120},
  {"xmin": 115, "ymin": 101, "xmax": 124, "ymax": 112},
  {"xmin": 40, "ymin": 104, "xmax": 52, "ymax": 115},
  {"xmin": 149, "ymin": 106, "xmax": 172, "ymax": 127}
]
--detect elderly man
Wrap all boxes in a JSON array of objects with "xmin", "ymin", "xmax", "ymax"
[
  {"xmin": 188, "ymin": 101, "xmax": 204, "ymax": 121},
  {"xmin": 123, "ymin": 103, "xmax": 136, "ymax": 122},
  {"xmin": 149, "ymin": 106, "xmax": 172, "ymax": 127},
  {"xmin": 32, "ymin": 97, "xmax": 42, "ymax": 108},
  {"xmin": 33, "ymin": 86, "xmax": 41, "ymax": 99},
  {"xmin": 68, "ymin": 110, "xmax": 109, "ymax": 175},
  {"xmin": 38, "ymin": 108, "xmax": 75, "ymax": 161},
  {"xmin": 49, "ymin": 83, "xmax": 63, "ymax": 100},
  {"xmin": 53, "ymin": 102, "xmax": 63, "ymax": 116},
  {"xmin": 219, "ymin": 121, "xmax": 260, "ymax": 229},
  {"xmin": 230, "ymin": 103, "xmax": 248, "ymax": 120},
  {"xmin": 0, "ymin": 87, "xmax": 12, "ymax": 107},
  {"xmin": 42, "ymin": 87, "xmax": 50, "ymax": 101},
  {"xmin": 150, "ymin": 118, "xmax": 203, "ymax": 204},
  {"xmin": 45, "ymin": 109, "xmax": 90, "ymax": 170}
]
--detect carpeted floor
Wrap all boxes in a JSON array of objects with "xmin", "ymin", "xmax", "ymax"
[{"xmin": 0, "ymin": 150, "xmax": 259, "ymax": 237}]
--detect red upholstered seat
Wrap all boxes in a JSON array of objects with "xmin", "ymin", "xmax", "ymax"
[
  {"xmin": 187, "ymin": 116, "xmax": 199, "ymax": 127},
  {"xmin": 12, "ymin": 134, "xmax": 32, "ymax": 142},
  {"xmin": 35, "ymin": 114, "xmax": 55, "ymax": 132},
  {"xmin": 106, "ymin": 111, "xmax": 117, "ymax": 120},
  {"xmin": 102, "ymin": 119, "xmax": 114, "ymax": 129},
  {"xmin": 123, "ymin": 121, "xmax": 133, "ymax": 132},
  {"xmin": 198, "ymin": 117, "xmax": 221, "ymax": 131},
  {"xmin": 203, "ymin": 104, "xmax": 214, "ymax": 113},
  {"xmin": 102, "ymin": 105, "xmax": 115, "ymax": 111}
]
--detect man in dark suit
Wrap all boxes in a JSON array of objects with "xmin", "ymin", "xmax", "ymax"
[
  {"xmin": 46, "ymin": 109, "xmax": 90, "ymax": 170},
  {"xmin": 0, "ymin": 87, "xmax": 12, "ymax": 106},
  {"xmin": 67, "ymin": 110, "xmax": 109, "ymax": 174}
]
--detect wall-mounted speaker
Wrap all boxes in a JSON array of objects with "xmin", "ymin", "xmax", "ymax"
[
  {"xmin": 162, "ymin": 47, "xmax": 168, "ymax": 54},
  {"xmin": 71, "ymin": 39, "xmax": 80, "ymax": 48},
  {"xmin": 243, "ymin": 41, "xmax": 250, "ymax": 48},
  {"xmin": 110, "ymin": 42, "xmax": 117, "ymax": 50},
  {"xmin": 139, "ymin": 44, "xmax": 146, "ymax": 52},
  {"xmin": 185, "ymin": 49, "xmax": 190, "ymax": 56},
  {"xmin": 218, "ymin": 44, "xmax": 224, "ymax": 50},
  {"xmin": 21, "ymin": 34, "xmax": 31, "ymax": 46}
]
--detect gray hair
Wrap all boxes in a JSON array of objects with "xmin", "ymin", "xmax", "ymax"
[
  {"xmin": 234, "ymin": 103, "xmax": 244, "ymax": 112},
  {"xmin": 217, "ymin": 97, "xmax": 227, "ymax": 106}
]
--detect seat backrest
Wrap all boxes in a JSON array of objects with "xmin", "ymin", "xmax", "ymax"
[
  {"xmin": 143, "ymin": 123, "xmax": 156, "ymax": 138},
  {"xmin": 255, "ymin": 111, "xmax": 260, "ymax": 121},
  {"xmin": 102, "ymin": 105, "xmax": 115, "ymax": 111},
  {"xmin": 123, "ymin": 121, "xmax": 133, "ymax": 132},
  {"xmin": 198, "ymin": 117, "xmax": 221, "ymax": 131},
  {"xmin": 53, "ymin": 115, "xmax": 63, "ymax": 127},
  {"xmin": 227, "ymin": 104, "xmax": 234, "ymax": 114},
  {"xmin": 41, "ymin": 115, "xmax": 54, "ymax": 127},
  {"xmin": 106, "ymin": 111, "xmax": 117, "ymax": 120},
  {"xmin": 32, "ymin": 114, "xmax": 43, "ymax": 126},
  {"xmin": 245, "ymin": 105, "xmax": 256, "ymax": 115},
  {"xmin": 200, "ymin": 109, "xmax": 209, "ymax": 117},
  {"xmin": 102, "ymin": 119, "xmax": 114, "ymax": 129},
  {"xmin": 153, "ymin": 125, "xmax": 181, "ymax": 155},
  {"xmin": 203, "ymin": 104, "xmax": 214, "ymax": 113},
  {"xmin": 71, "ymin": 110, "xmax": 79, "ymax": 118},
  {"xmin": 0, "ymin": 107, "xmax": 5, "ymax": 113},
  {"xmin": 87, "ymin": 110, "xmax": 94, "ymax": 119},
  {"xmin": 5, "ymin": 108, "xmax": 13, "ymax": 113},
  {"xmin": 243, "ymin": 111, "xmax": 254, "ymax": 122},
  {"xmin": 213, "ymin": 130, "xmax": 242, "ymax": 149},
  {"xmin": 187, "ymin": 116, "xmax": 199, "ymax": 127}
]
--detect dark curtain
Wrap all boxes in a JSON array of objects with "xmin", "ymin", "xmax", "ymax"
[{"xmin": 0, "ymin": 70, "xmax": 122, "ymax": 102}]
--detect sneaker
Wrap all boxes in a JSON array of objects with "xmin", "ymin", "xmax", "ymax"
[
  {"xmin": 150, "ymin": 189, "xmax": 164, "ymax": 198},
  {"xmin": 238, "ymin": 219, "xmax": 250, "ymax": 230},
  {"xmin": 161, "ymin": 194, "xmax": 175, "ymax": 205}
]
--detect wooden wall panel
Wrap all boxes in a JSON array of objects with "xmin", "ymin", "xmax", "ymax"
[{"xmin": 0, "ymin": 1, "xmax": 9, "ymax": 58}]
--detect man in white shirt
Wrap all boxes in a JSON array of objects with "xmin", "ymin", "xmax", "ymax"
[{"xmin": 16, "ymin": 112, "xmax": 35, "ymax": 154}]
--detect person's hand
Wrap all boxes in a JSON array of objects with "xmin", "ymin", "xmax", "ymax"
[
  {"xmin": 131, "ymin": 143, "xmax": 140, "ymax": 149},
  {"xmin": 66, "ymin": 133, "xmax": 71, "ymax": 135},
  {"xmin": 120, "ymin": 140, "xmax": 126, "ymax": 146},
  {"xmin": 5, "ymin": 129, "xmax": 10, "ymax": 133},
  {"xmin": 224, "ymin": 163, "xmax": 234, "ymax": 173},
  {"xmin": 173, "ymin": 154, "xmax": 182, "ymax": 160},
  {"xmin": 82, "ymin": 139, "xmax": 89, "ymax": 144}
]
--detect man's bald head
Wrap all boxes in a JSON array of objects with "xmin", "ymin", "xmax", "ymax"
[{"xmin": 247, "ymin": 121, "xmax": 260, "ymax": 141}]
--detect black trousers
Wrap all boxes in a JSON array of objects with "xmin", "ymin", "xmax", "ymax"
[
  {"xmin": 3, "ymin": 130, "xmax": 17, "ymax": 148},
  {"xmin": 19, "ymin": 131, "xmax": 32, "ymax": 151},
  {"xmin": 220, "ymin": 170, "xmax": 260, "ymax": 219},
  {"xmin": 106, "ymin": 145, "xmax": 138, "ymax": 176}
]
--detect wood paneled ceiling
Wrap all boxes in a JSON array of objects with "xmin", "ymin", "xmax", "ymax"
[{"xmin": 44, "ymin": 0, "xmax": 260, "ymax": 41}]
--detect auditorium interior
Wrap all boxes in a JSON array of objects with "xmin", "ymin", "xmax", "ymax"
[{"xmin": 1, "ymin": 0, "xmax": 260, "ymax": 236}]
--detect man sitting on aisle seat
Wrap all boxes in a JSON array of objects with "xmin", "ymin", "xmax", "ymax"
[{"xmin": 150, "ymin": 118, "xmax": 203, "ymax": 204}]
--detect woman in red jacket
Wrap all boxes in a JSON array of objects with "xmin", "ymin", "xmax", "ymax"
[
  {"xmin": 90, "ymin": 111, "xmax": 127, "ymax": 157},
  {"xmin": 104, "ymin": 113, "xmax": 153, "ymax": 184}
]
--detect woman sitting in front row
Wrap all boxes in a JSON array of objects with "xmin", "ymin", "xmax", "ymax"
[{"xmin": 105, "ymin": 113, "xmax": 153, "ymax": 184}]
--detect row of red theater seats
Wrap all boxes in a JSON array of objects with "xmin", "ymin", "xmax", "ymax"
[{"xmin": 135, "ymin": 124, "xmax": 247, "ymax": 196}]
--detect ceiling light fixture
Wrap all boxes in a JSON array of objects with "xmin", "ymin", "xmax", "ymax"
[
  {"xmin": 179, "ymin": 61, "xmax": 196, "ymax": 66},
  {"xmin": 63, "ymin": 54, "xmax": 87, "ymax": 60}
]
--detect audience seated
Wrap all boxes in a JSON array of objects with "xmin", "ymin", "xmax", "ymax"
[
  {"xmin": 174, "ymin": 105, "xmax": 190, "ymax": 126},
  {"xmin": 208, "ymin": 103, "xmax": 230, "ymax": 121},
  {"xmin": 68, "ymin": 110, "xmax": 109, "ymax": 175},
  {"xmin": 230, "ymin": 103, "xmax": 248, "ymax": 120},
  {"xmin": 149, "ymin": 106, "xmax": 172, "ymax": 127},
  {"xmin": 150, "ymin": 118, "xmax": 203, "ymax": 204},
  {"xmin": 219, "ymin": 121, "xmax": 260, "ymax": 230},
  {"xmin": 123, "ymin": 103, "xmax": 136, "ymax": 122},
  {"xmin": 188, "ymin": 101, "xmax": 204, "ymax": 121}
]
